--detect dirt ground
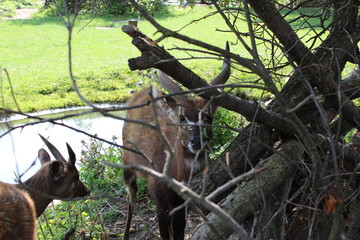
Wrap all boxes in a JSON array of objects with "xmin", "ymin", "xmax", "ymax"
[
  {"xmin": 2, "ymin": 7, "xmax": 37, "ymax": 20},
  {"xmin": 105, "ymin": 197, "xmax": 203, "ymax": 239}
]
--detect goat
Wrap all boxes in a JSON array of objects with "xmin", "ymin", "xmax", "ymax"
[
  {"xmin": 0, "ymin": 134, "xmax": 90, "ymax": 239},
  {"xmin": 123, "ymin": 43, "xmax": 230, "ymax": 240}
]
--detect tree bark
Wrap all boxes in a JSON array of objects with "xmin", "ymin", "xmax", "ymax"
[
  {"xmin": 250, "ymin": 0, "xmax": 360, "ymax": 130},
  {"xmin": 189, "ymin": 123, "xmax": 277, "ymax": 202},
  {"xmin": 123, "ymin": 1, "xmax": 360, "ymax": 238},
  {"xmin": 190, "ymin": 140, "xmax": 304, "ymax": 240},
  {"xmin": 121, "ymin": 26, "xmax": 297, "ymax": 135}
]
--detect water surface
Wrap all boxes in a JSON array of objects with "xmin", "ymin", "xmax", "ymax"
[{"xmin": 0, "ymin": 106, "xmax": 124, "ymax": 183}]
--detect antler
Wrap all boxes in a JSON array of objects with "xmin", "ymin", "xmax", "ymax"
[
  {"xmin": 211, "ymin": 41, "xmax": 231, "ymax": 85},
  {"xmin": 158, "ymin": 70, "xmax": 189, "ymax": 105}
]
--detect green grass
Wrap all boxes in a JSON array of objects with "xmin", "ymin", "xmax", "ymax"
[
  {"xmin": 0, "ymin": 5, "xmax": 336, "ymax": 113},
  {"xmin": 0, "ymin": 14, "xmax": 136, "ymax": 112},
  {"xmin": 0, "ymin": 5, "xmax": 267, "ymax": 113}
]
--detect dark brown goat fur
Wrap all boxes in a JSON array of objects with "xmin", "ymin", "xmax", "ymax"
[
  {"xmin": 123, "ymin": 43, "xmax": 230, "ymax": 240},
  {"xmin": 0, "ymin": 135, "xmax": 90, "ymax": 239}
]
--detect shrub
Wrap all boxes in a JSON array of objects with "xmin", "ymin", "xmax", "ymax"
[
  {"xmin": 211, "ymin": 108, "xmax": 244, "ymax": 157},
  {"xmin": 0, "ymin": 0, "xmax": 39, "ymax": 17},
  {"xmin": 80, "ymin": 136, "xmax": 125, "ymax": 195},
  {"xmin": 42, "ymin": 0, "xmax": 169, "ymax": 16},
  {"xmin": 0, "ymin": 1, "xmax": 17, "ymax": 17}
]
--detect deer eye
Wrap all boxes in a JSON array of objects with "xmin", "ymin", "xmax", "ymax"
[
  {"xmin": 204, "ymin": 115, "xmax": 212, "ymax": 123},
  {"xmin": 179, "ymin": 115, "xmax": 186, "ymax": 123}
]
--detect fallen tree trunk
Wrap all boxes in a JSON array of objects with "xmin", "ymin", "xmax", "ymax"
[
  {"xmin": 189, "ymin": 123, "xmax": 277, "ymax": 202},
  {"xmin": 190, "ymin": 140, "xmax": 304, "ymax": 240}
]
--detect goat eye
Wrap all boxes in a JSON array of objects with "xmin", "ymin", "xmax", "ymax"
[
  {"xmin": 179, "ymin": 115, "xmax": 186, "ymax": 122},
  {"xmin": 204, "ymin": 116, "xmax": 212, "ymax": 123}
]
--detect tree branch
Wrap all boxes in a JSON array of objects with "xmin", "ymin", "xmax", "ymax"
[
  {"xmin": 122, "ymin": 25, "xmax": 296, "ymax": 135},
  {"xmin": 249, "ymin": 0, "xmax": 360, "ymax": 130},
  {"xmin": 190, "ymin": 140, "xmax": 304, "ymax": 240}
]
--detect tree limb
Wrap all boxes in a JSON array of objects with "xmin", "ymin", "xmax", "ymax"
[
  {"xmin": 249, "ymin": 0, "xmax": 360, "ymax": 130},
  {"xmin": 122, "ymin": 25, "xmax": 296, "ymax": 135},
  {"xmin": 190, "ymin": 140, "xmax": 304, "ymax": 240}
]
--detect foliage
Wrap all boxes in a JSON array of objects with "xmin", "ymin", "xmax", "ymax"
[
  {"xmin": 0, "ymin": 0, "xmax": 39, "ymax": 17},
  {"xmin": 80, "ymin": 136, "xmax": 125, "ymax": 196},
  {"xmin": 0, "ymin": 5, "xmax": 259, "ymax": 113},
  {"xmin": 211, "ymin": 108, "xmax": 243, "ymax": 157},
  {"xmin": 37, "ymin": 200, "xmax": 108, "ymax": 239},
  {"xmin": 136, "ymin": 0, "xmax": 170, "ymax": 15},
  {"xmin": 43, "ymin": 0, "xmax": 170, "ymax": 16},
  {"xmin": 0, "ymin": 1, "xmax": 16, "ymax": 17}
]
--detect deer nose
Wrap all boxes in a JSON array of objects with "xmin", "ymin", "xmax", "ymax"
[{"xmin": 190, "ymin": 136, "xmax": 201, "ymax": 150}]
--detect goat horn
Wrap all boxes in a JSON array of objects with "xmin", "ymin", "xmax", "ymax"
[
  {"xmin": 211, "ymin": 41, "xmax": 231, "ymax": 85},
  {"xmin": 38, "ymin": 134, "xmax": 66, "ymax": 162},
  {"xmin": 158, "ymin": 70, "xmax": 188, "ymax": 104}
]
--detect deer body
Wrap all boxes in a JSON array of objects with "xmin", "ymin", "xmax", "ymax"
[
  {"xmin": 0, "ymin": 182, "xmax": 37, "ymax": 240},
  {"xmin": 0, "ymin": 135, "xmax": 90, "ymax": 239},
  {"xmin": 123, "ymin": 42, "xmax": 230, "ymax": 240}
]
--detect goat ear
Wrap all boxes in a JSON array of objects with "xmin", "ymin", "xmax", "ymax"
[
  {"xmin": 48, "ymin": 161, "xmax": 64, "ymax": 181},
  {"xmin": 38, "ymin": 149, "xmax": 51, "ymax": 165},
  {"xmin": 66, "ymin": 143, "xmax": 76, "ymax": 168},
  {"xmin": 38, "ymin": 134, "xmax": 66, "ymax": 161}
]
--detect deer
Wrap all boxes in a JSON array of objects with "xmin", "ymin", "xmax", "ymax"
[
  {"xmin": 0, "ymin": 134, "xmax": 90, "ymax": 239},
  {"xmin": 122, "ymin": 42, "xmax": 231, "ymax": 240}
]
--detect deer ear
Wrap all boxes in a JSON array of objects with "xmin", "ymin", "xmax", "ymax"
[
  {"xmin": 38, "ymin": 134, "xmax": 66, "ymax": 161},
  {"xmin": 38, "ymin": 149, "xmax": 51, "ymax": 165},
  {"xmin": 48, "ymin": 161, "xmax": 65, "ymax": 181},
  {"xmin": 66, "ymin": 143, "xmax": 76, "ymax": 168}
]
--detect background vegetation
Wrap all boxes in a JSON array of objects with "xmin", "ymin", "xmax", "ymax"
[
  {"xmin": 1, "ymin": 1, "xmax": 331, "ymax": 113},
  {"xmin": 2, "ymin": 0, "xmax": 359, "ymax": 239},
  {"xmin": 1, "ymin": 2, "xmax": 256, "ymax": 113}
]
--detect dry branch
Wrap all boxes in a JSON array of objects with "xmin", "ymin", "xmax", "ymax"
[
  {"xmin": 249, "ymin": 0, "xmax": 360, "ymax": 130},
  {"xmin": 190, "ymin": 140, "xmax": 304, "ymax": 240},
  {"xmin": 122, "ymin": 1, "xmax": 360, "ymax": 239},
  {"xmin": 121, "ymin": 25, "xmax": 296, "ymax": 135}
]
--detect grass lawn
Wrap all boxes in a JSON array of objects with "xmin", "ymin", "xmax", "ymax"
[
  {"xmin": 0, "ymin": 5, "xmax": 244, "ymax": 113},
  {"xmin": 0, "ymin": 5, "xmax": 338, "ymax": 113}
]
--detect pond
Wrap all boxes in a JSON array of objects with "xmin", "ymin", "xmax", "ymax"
[{"xmin": 0, "ymin": 105, "xmax": 124, "ymax": 184}]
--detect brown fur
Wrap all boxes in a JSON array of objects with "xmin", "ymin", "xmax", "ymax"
[
  {"xmin": 123, "ymin": 88, "xmax": 224, "ymax": 239},
  {"xmin": 0, "ymin": 182, "xmax": 37, "ymax": 240},
  {"xmin": 17, "ymin": 154, "xmax": 90, "ymax": 217},
  {"xmin": 123, "ymin": 44, "xmax": 230, "ymax": 240},
  {"xmin": 0, "ymin": 136, "xmax": 90, "ymax": 239},
  {"xmin": 123, "ymin": 88, "xmax": 208, "ymax": 240}
]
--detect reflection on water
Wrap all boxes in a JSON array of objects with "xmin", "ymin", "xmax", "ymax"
[{"xmin": 0, "ymin": 106, "xmax": 124, "ymax": 183}]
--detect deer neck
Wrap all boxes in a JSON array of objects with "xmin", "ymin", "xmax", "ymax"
[{"xmin": 16, "ymin": 173, "xmax": 54, "ymax": 217}]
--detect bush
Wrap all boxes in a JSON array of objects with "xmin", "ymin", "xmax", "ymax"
[
  {"xmin": 42, "ymin": 0, "xmax": 169, "ymax": 16},
  {"xmin": 0, "ymin": 0, "xmax": 39, "ymax": 17},
  {"xmin": 80, "ymin": 136, "xmax": 125, "ymax": 195},
  {"xmin": 0, "ymin": 1, "xmax": 17, "ymax": 17},
  {"xmin": 211, "ymin": 108, "xmax": 244, "ymax": 157}
]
